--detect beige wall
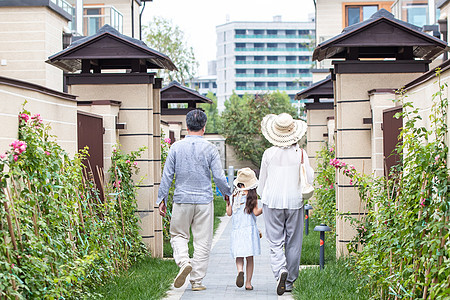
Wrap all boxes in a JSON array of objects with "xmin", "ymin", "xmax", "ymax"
[
  {"xmin": 69, "ymin": 81, "xmax": 164, "ymax": 257},
  {"xmin": 0, "ymin": 81, "xmax": 77, "ymax": 156},
  {"xmin": 399, "ymin": 68, "xmax": 450, "ymax": 169},
  {"xmin": 0, "ymin": 6, "xmax": 67, "ymax": 91},
  {"xmin": 306, "ymin": 108, "xmax": 334, "ymax": 170},
  {"xmin": 334, "ymin": 70, "xmax": 424, "ymax": 256}
]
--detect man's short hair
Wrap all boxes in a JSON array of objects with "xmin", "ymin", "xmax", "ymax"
[{"xmin": 186, "ymin": 109, "xmax": 207, "ymax": 131}]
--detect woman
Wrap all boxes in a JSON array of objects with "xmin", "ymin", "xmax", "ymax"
[{"xmin": 257, "ymin": 113, "xmax": 314, "ymax": 296}]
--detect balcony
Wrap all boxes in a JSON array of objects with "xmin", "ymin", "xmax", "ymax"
[
  {"xmin": 235, "ymin": 60, "xmax": 312, "ymax": 65},
  {"xmin": 51, "ymin": 0, "xmax": 73, "ymax": 15},
  {"xmin": 235, "ymin": 47, "xmax": 312, "ymax": 52},
  {"xmin": 236, "ymin": 86, "xmax": 305, "ymax": 91},
  {"xmin": 235, "ymin": 73, "xmax": 313, "ymax": 78},
  {"xmin": 235, "ymin": 34, "xmax": 312, "ymax": 39},
  {"xmin": 84, "ymin": 5, "xmax": 123, "ymax": 36}
]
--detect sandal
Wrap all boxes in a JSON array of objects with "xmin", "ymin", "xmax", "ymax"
[
  {"xmin": 245, "ymin": 286, "xmax": 254, "ymax": 290},
  {"xmin": 236, "ymin": 271, "xmax": 244, "ymax": 287}
]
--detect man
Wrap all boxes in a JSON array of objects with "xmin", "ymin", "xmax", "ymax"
[{"xmin": 157, "ymin": 109, "xmax": 231, "ymax": 291}]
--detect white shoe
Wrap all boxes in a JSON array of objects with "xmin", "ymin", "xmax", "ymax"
[
  {"xmin": 277, "ymin": 270, "xmax": 288, "ymax": 295},
  {"xmin": 174, "ymin": 263, "xmax": 192, "ymax": 288}
]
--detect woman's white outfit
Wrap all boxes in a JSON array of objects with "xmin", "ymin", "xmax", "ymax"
[{"xmin": 257, "ymin": 144, "xmax": 314, "ymax": 289}]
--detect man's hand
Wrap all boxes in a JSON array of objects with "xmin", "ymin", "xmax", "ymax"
[
  {"xmin": 159, "ymin": 201, "xmax": 167, "ymax": 217},
  {"xmin": 224, "ymin": 195, "xmax": 230, "ymax": 204}
]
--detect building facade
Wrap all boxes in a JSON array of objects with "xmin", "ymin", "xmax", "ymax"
[{"xmin": 215, "ymin": 17, "xmax": 315, "ymax": 111}]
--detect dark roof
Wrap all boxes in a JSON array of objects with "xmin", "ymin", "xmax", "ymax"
[
  {"xmin": 161, "ymin": 81, "xmax": 213, "ymax": 104},
  {"xmin": 313, "ymin": 9, "xmax": 448, "ymax": 62},
  {"xmin": 295, "ymin": 75, "xmax": 333, "ymax": 100},
  {"xmin": 404, "ymin": 58, "xmax": 450, "ymax": 90},
  {"xmin": 47, "ymin": 25, "xmax": 177, "ymax": 72}
]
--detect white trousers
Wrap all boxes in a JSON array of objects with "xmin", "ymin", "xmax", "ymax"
[
  {"xmin": 170, "ymin": 202, "xmax": 213, "ymax": 284},
  {"xmin": 263, "ymin": 204, "xmax": 304, "ymax": 287}
]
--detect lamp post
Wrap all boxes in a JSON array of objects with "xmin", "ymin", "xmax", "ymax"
[
  {"xmin": 304, "ymin": 204, "xmax": 313, "ymax": 235},
  {"xmin": 314, "ymin": 224, "xmax": 331, "ymax": 269}
]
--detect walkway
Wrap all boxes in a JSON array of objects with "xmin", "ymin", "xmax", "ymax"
[{"xmin": 164, "ymin": 214, "xmax": 294, "ymax": 300}]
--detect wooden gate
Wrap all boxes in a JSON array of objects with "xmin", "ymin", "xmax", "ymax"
[
  {"xmin": 382, "ymin": 106, "xmax": 403, "ymax": 178},
  {"xmin": 77, "ymin": 111, "xmax": 104, "ymax": 197}
]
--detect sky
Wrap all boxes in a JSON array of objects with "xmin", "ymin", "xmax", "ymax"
[{"xmin": 142, "ymin": 0, "xmax": 315, "ymax": 76}]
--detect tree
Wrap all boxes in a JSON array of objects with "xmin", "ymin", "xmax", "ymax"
[
  {"xmin": 143, "ymin": 17, "xmax": 199, "ymax": 84},
  {"xmin": 198, "ymin": 92, "xmax": 221, "ymax": 133},
  {"xmin": 220, "ymin": 91, "xmax": 297, "ymax": 167}
]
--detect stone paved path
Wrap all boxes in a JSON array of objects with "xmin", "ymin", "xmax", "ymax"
[{"xmin": 164, "ymin": 213, "xmax": 294, "ymax": 300}]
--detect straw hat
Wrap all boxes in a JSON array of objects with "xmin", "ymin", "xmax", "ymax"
[
  {"xmin": 233, "ymin": 167, "xmax": 258, "ymax": 190},
  {"xmin": 261, "ymin": 113, "xmax": 307, "ymax": 147}
]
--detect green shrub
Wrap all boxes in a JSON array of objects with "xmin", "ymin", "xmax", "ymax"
[{"xmin": 0, "ymin": 104, "xmax": 147, "ymax": 299}]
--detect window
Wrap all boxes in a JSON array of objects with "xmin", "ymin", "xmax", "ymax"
[
  {"xmin": 213, "ymin": 82, "xmax": 217, "ymax": 88},
  {"xmin": 287, "ymin": 69, "xmax": 296, "ymax": 74},
  {"xmin": 345, "ymin": 5, "xmax": 378, "ymax": 26},
  {"xmin": 267, "ymin": 43, "xmax": 277, "ymax": 48},
  {"xmin": 405, "ymin": 2, "xmax": 428, "ymax": 27},
  {"xmin": 254, "ymin": 43, "xmax": 264, "ymax": 48},
  {"xmin": 236, "ymin": 43, "xmax": 245, "ymax": 48},
  {"xmin": 224, "ymin": 31, "xmax": 226, "ymax": 42},
  {"xmin": 202, "ymin": 82, "xmax": 209, "ymax": 88},
  {"xmin": 268, "ymin": 56, "xmax": 278, "ymax": 61},
  {"xmin": 267, "ymin": 30, "xmax": 277, "ymax": 35},
  {"xmin": 286, "ymin": 43, "xmax": 296, "ymax": 49},
  {"xmin": 236, "ymin": 56, "xmax": 246, "ymax": 62},
  {"xmin": 236, "ymin": 82, "xmax": 246, "ymax": 87},
  {"xmin": 255, "ymin": 69, "xmax": 265, "ymax": 74},
  {"xmin": 286, "ymin": 30, "xmax": 296, "ymax": 35},
  {"xmin": 268, "ymin": 69, "xmax": 278, "ymax": 74},
  {"xmin": 255, "ymin": 82, "xmax": 264, "ymax": 87},
  {"xmin": 268, "ymin": 82, "xmax": 278, "ymax": 87},
  {"xmin": 236, "ymin": 69, "xmax": 246, "ymax": 74},
  {"xmin": 235, "ymin": 29, "xmax": 246, "ymax": 35},
  {"xmin": 286, "ymin": 56, "xmax": 296, "ymax": 61},
  {"xmin": 254, "ymin": 56, "xmax": 264, "ymax": 61},
  {"xmin": 254, "ymin": 29, "xmax": 264, "ymax": 35}
]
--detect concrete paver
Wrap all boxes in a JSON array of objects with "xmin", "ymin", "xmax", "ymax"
[{"xmin": 163, "ymin": 212, "xmax": 295, "ymax": 300}]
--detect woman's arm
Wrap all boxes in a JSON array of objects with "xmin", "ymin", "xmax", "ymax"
[
  {"xmin": 303, "ymin": 149, "xmax": 314, "ymax": 185},
  {"xmin": 256, "ymin": 150, "xmax": 268, "ymax": 197}
]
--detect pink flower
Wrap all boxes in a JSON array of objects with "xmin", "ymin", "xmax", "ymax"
[
  {"xmin": 19, "ymin": 113, "xmax": 29, "ymax": 122},
  {"xmin": 10, "ymin": 140, "xmax": 27, "ymax": 154},
  {"xmin": 133, "ymin": 162, "xmax": 138, "ymax": 166},
  {"xmin": 0, "ymin": 153, "xmax": 6, "ymax": 160},
  {"xmin": 31, "ymin": 114, "xmax": 43, "ymax": 123},
  {"xmin": 11, "ymin": 264, "xmax": 14, "ymax": 268},
  {"xmin": 435, "ymin": 155, "xmax": 440, "ymax": 162},
  {"xmin": 330, "ymin": 185, "xmax": 334, "ymax": 189},
  {"xmin": 13, "ymin": 155, "xmax": 18, "ymax": 162},
  {"xmin": 113, "ymin": 180, "xmax": 121, "ymax": 188},
  {"xmin": 164, "ymin": 138, "xmax": 171, "ymax": 144},
  {"xmin": 45, "ymin": 151, "xmax": 50, "ymax": 156},
  {"xmin": 349, "ymin": 179, "xmax": 353, "ymax": 185},
  {"xmin": 420, "ymin": 199, "xmax": 425, "ymax": 207},
  {"xmin": 329, "ymin": 147, "xmax": 334, "ymax": 152},
  {"xmin": 126, "ymin": 160, "xmax": 130, "ymax": 164}
]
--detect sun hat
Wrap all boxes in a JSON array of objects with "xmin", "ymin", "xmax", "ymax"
[
  {"xmin": 233, "ymin": 167, "xmax": 258, "ymax": 190},
  {"xmin": 261, "ymin": 113, "xmax": 307, "ymax": 147}
]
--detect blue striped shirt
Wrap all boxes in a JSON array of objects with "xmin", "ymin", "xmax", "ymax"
[{"xmin": 157, "ymin": 135, "xmax": 232, "ymax": 205}]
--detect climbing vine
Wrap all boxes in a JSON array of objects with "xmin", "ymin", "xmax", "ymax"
[
  {"xmin": 0, "ymin": 104, "xmax": 147, "ymax": 299},
  {"xmin": 333, "ymin": 71, "xmax": 449, "ymax": 299}
]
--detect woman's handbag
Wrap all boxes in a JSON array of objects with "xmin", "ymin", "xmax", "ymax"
[{"xmin": 301, "ymin": 149, "xmax": 314, "ymax": 200}]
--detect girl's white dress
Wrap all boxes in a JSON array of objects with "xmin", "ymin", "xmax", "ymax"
[{"xmin": 230, "ymin": 194, "xmax": 261, "ymax": 258}]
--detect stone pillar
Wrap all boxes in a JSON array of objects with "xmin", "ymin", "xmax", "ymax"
[{"xmin": 333, "ymin": 63, "xmax": 426, "ymax": 256}]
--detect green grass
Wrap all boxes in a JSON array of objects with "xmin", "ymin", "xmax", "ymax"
[
  {"xmin": 301, "ymin": 217, "xmax": 336, "ymax": 265},
  {"xmin": 163, "ymin": 194, "xmax": 227, "ymax": 258},
  {"xmin": 93, "ymin": 256, "xmax": 178, "ymax": 299},
  {"xmin": 292, "ymin": 259, "xmax": 370, "ymax": 300}
]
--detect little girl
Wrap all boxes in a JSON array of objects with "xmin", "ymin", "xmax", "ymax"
[{"xmin": 226, "ymin": 167, "xmax": 263, "ymax": 290}]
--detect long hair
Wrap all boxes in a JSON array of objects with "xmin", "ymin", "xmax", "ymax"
[{"xmin": 237, "ymin": 183, "xmax": 258, "ymax": 214}]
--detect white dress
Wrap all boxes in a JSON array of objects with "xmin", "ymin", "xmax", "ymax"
[{"xmin": 230, "ymin": 195, "xmax": 261, "ymax": 258}]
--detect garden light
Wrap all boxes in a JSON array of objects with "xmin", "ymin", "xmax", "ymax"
[
  {"xmin": 304, "ymin": 204, "xmax": 313, "ymax": 235},
  {"xmin": 314, "ymin": 224, "xmax": 331, "ymax": 270}
]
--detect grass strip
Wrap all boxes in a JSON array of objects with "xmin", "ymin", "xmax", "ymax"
[
  {"xmin": 301, "ymin": 217, "xmax": 336, "ymax": 266},
  {"xmin": 293, "ymin": 259, "xmax": 369, "ymax": 300},
  {"xmin": 93, "ymin": 256, "xmax": 178, "ymax": 299}
]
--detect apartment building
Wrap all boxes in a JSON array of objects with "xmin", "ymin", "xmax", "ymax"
[{"xmin": 215, "ymin": 16, "xmax": 315, "ymax": 112}]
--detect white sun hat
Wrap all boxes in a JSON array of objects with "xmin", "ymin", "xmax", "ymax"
[
  {"xmin": 233, "ymin": 167, "xmax": 258, "ymax": 190},
  {"xmin": 261, "ymin": 113, "xmax": 307, "ymax": 147}
]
